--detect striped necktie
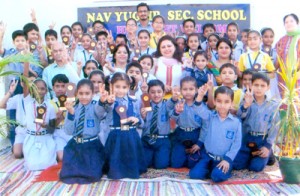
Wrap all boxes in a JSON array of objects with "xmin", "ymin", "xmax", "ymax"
[
  {"xmin": 76, "ymin": 106, "xmax": 85, "ymax": 136},
  {"xmin": 150, "ymin": 105, "xmax": 159, "ymax": 135}
]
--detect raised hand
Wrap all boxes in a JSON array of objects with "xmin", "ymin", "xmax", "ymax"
[
  {"xmin": 196, "ymin": 84, "xmax": 209, "ymax": 102},
  {"xmin": 243, "ymin": 86, "xmax": 253, "ymax": 109},
  {"xmin": 106, "ymin": 30, "xmax": 114, "ymax": 44},
  {"xmin": 207, "ymin": 74, "xmax": 214, "ymax": 89},
  {"xmin": 8, "ymin": 79, "xmax": 18, "ymax": 94},
  {"xmin": 30, "ymin": 8, "xmax": 37, "ymax": 23},
  {"xmin": 0, "ymin": 21, "xmax": 7, "ymax": 35},
  {"xmin": 65, "ymin": 100, "xmax": 75, "ymax": 114},
  {"xmin": 99, "ymin": 83, "xmax": 108, "ymax": 103},
  {"xmin": 184, "ymin": 57, "xmax": 193, "ymax": 68},
  {"xmin": 171, "ymin": 85, "xmax": 181, "ymax": 101},
  {"xmin": 107, "ymin": 84, "xmax": 115, "ymax": 104},
  {"xmin": 49, "ymin": 21, "xmax": 56, "ymax": 30},
  {"xmin": 175, "ymin": 99, "xmax": 185, "ymax": 114}
]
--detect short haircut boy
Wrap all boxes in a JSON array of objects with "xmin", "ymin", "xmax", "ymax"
[
  {"xmin": 126, "ymin": 61, "xmax": 143, "ymax": 73},
  {"xmin": 71, "ymin": 22, "xmax": 84, "ymax": 31},
  {"xmin": 116, "ymin": 34, "xmax": 128, "ymax": 44},
  {"xmin": 183, "ymin": 19, "xmax": 195, "ymax": 27},
  {"xmin": 226, "ymin": 22, "xmax": 239, "ymax": 31},
  {"xmin": 202, "ymin": 23, "xmax": 216, "ymax": 33},
  {"xmin": 45, "ymin": 29, "xmax": 58, "ymax": 39},
  {"xmin": 51, "ymin": 74, "xmax": 69, "ymax": 86},
  {"xmin": 215, "ymin": 86, "xmax": 234, "ymax": 101},
  {"xmin": 92, "ymin": 20, "xmax": 105, "ymax": 27},
  {"xmin": 251, "ymin": 72, "xmax": 270, "ymax": 85},
  {"xmin": 12, "ymin": 30, "xmax": 26, "ymax": 41},
  {"xmin": 220, "ymin": 63, "xmax": 237, "ymax": 75},
  {"xmin": 242, "ymin": 69, "xmax": 253, "ymax": 78},
  {"xmin": 180, "ymin": 76, "xmax": 197, "ymax": 88},
  {"xmin": 23, "ymin": 23, "xmax": 39, "ymax": 36},
  {"xmin": 147, "ymin": 79, "xmax": 165, "ymax": 92},
  {"xmin": 96, "ymin": 31, "xmax": 108, "ymax": 41}
]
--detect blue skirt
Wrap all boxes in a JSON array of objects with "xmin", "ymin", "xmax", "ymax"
[
  {"xmin": 60, "ymin": 138, "xmax": 105, "ymax": 184},
  {"xmin": 105, "ymin": 128, "xmax": 147, "ymax": 179}
]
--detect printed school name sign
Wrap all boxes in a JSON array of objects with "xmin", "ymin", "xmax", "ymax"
[{"xmin": 78, "ymin": 4, "xmax": 250, "ymax": 35}]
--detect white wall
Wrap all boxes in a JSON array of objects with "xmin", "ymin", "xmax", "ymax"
[{"xmin": 0, "ymin": 0, "xmax": 299, "ymax": 48}]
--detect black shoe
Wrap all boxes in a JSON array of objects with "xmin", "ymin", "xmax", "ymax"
[{"xmin": 267, "ymin": 150, "xmax": 276, "ymax": 166}]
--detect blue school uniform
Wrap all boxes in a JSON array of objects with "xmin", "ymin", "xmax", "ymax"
[
  {"xmin": 170, "ymin": 100, "xmax": 203, "ymax": 168},
  {"xmin": 182, "ymin": 67, "xmax": 216, "ymax": 88},
  {"xmin": 232, "ymin": 40, "xmax": 244, "ymax": 62},
  {"xmin": 60, "ymin": 100, "xmax": 105, "ymax": 184},
  {"xmin": 141, "ymin": 99, "xmax": 175, "ymax": 169},
  {"xmin": 99, "ymin": 96, "xmax": 147, "ymax": 179},
  {"xmin": 189, "ymin": 102, "xmax": 241, "ymax": 182},
  {"xmin": 233, "ymin": 98, "xmax": 279, "ymax": 172}
]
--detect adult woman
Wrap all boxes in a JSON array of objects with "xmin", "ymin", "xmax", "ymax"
[
  {"xmin": 276, "ymin": 13, "xmax": 300, "ymax": 96},
  {"xmin": 154, "ymin": 35, "xmax": 183, "ymax": 96},
  {"xmin": 103, "ymin": 44, "xmax": 130, "ymax": 75},
  {"xmin": 207, "ymin": 38, "xmax": 234, "ymax": 85}
]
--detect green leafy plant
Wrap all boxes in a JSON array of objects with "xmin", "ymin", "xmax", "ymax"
[{"xmin": 276, "ymin": 57, "xmax": 300, "ymax": 158}]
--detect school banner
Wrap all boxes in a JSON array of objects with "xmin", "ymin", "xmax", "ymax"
[{"xmin": 78, "ymin": 4, "xmax": 250, "ymax": 37}]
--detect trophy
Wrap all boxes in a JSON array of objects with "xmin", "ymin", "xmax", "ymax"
[
  {"xmin": 142, "ymin": 72, "xmax": 149, "ymax": 82},
  {"xmin": 35, "ymin": 106, "xmax": 46, "ymax": 123},
  {"xmin": 141, "ymin": 93, "xmax": 152, "ymax": 112},
  {"xmin": 132, "ymin": 47, "xmax": 141, "ymax": 61},
  {"xmin": 116, "ymin": 105, "xmax": 128, "ymax": 124},
  {"xmin": 47, "ymin": 54, "xmax": 54, "ymax": 63},
  {"xmin": 66, "ymin": 83, "xmax": 76, "ymax": 102},
  {"xmin": 78, "ymin": 33, "xmax": 83, "ymax": 45},
  {"xmin": 109, "ymin": 43, "xmax": 116, "ymax": 53},
  {"xmin": 88, "ymin": 27, "xmax": 94, "ymax": 35},
  {"xmin": 62, "ymin": 36, "xmax": 69, "ymax": 48},
  {"xmin": 253, "ymin": 63, "xmax": 261, "ymax": 72},
  {"xmin": 58, "ymin": 95, "xmax": 67, "ymax": 110},
  {"xmin": 89, "ymin": 40, "xmax": 97, "ymax": 53},
  {"xmin": 29, "ymin": 42, "xmax": 37, "ymax": 53}
]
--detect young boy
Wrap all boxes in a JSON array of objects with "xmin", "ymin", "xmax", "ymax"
[
  {"xmin": 141, "ymin": 79, "xmax": 174, "ymax": 169},
  {"xmin": 207, "ymin": 63, "xmax": 244, "ymax": 113},
  {"xmin": 182, "ymin": 19, "xmax": 196, "ymax": 39},
  {"xmin": 50, "ymin": 74, "xmax": 72, "ymax": 161},
  {"xmin": 44, "ymin": 29, "xmax": 58, "ymax": 64},
  {"xmin": 241, "ymin": 28, "xmax": 250, "ymax": 52},
  {"xmin": 241, "ymin": 69, "xmax": 253, "ymax": 91},
  {"xmin": 115, "ymin": 34, "xmax": 128, "ymax": 45},
  {"xmin": 189, "ymin": 85, "xmax": 242, "ymax": 182},
  {"xmin": 200, "ymin": 23, "xmax": 216, "ymax": 51},
  {"xmin": 126, "ymin": 62, "xmax": 143, "ymax": 100},
  {"xmin": 226, "ymin": 22, "xmax": 243, "ymax": 62},
  {"xmin": 23, "ymin": 23, "xmax": 48, "ymax": 76},
  {"xmin": 234, "ymin": 73, "xmax": 279, "ymax": 171}
]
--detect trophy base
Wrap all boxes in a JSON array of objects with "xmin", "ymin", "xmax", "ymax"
[
  {"xmin": 34, "ymin": 119, "xmax": 44, "ymax": 124},
  {"xmin": 120, "ymin": 118, "xmax": 128, "ymax": 124},
  {"xmin": 59, "ymin": 107, "xmax": 67, "ymax": 111},
  {"xmin": 67, "ymin": 97, "xmax": 76, "ymax": 102},
  {"xmin": 144, "ymin": 107, "xmax": 152, "ymax": 112}
]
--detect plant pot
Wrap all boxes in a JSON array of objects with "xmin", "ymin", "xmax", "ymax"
[{"xmin": 278, "ymin": 157, "xmax": 300, "ymax": 184}]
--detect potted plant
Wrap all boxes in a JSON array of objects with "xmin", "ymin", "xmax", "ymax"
[{"xmin": 275, "ymin": 57, "xmax": 300, "ymax": 184}]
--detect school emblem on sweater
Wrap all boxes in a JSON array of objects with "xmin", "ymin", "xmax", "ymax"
[
  {"xmin": 87, "ymin": 119, "xmax": 95, "ymax": 128},
  {"xmin": 226, "ymin": 130, "xmax": 234, "ymax": 139}
]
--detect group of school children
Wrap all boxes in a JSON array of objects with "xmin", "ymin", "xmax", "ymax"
[{"xmin": 0, "ymin": 3, "xmax": 282, "ymax": 184}]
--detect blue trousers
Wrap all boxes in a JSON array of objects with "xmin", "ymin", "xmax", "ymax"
[
  {"xmin": 142, "ymin": 138, "xmax": 171, "ymax": 169},
  {"xmin": 233, "ymin": 135, "xmax": 270, "ymax": 172},
  {"xmin": 189, "ymin": 149, "xmax": 232, "ymax": 182},
  {"xmin": 171, "ymin": 127, "xmax": 200, "ymax": 168}
]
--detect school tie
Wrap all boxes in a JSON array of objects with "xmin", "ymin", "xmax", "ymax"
[
  {"xmin": 149, "ymin": 105, "xmax": 159, "ymax": 135},
  {"xmin": 76, "ymin": 106, "xmax": 85, "ymax": 136},
  {"xmin": 195, "ymin": 70, "xmax": 204, "ymax": 79}
]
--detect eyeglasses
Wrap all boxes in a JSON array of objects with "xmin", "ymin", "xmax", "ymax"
[{"xmin": 127, "ymin": 24, "xmax": 137, "ymax": 27}]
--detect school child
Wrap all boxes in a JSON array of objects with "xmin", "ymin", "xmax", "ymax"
[
  {"xmin": 60, "ymin": 79, "xmax": 105, "ymax": 184},
  {"xmin": 184, "ymin": 33, "xmax": 202, "ymax": 59},
  {"xmin": 149, "ymin": 15, "xmax": 167, "ymax": 49},
  {"xmin": 206, "ymin": 33, "xmax": 220, "ymax": 63},
  {"xmin": 44, "ymin": 29, "xmax": 58, "ymax": 64},
  {"xmin": 175, "ymin": 36, "xmax": 187, "ymax": 53},
  {"xmin": 189, "ymin": 86, "xmax": 242, "ymax": 183},
  {"xmin": 241, "ymin": 69, "xmax": 253, "ymax": 91},
  {"xmin": 83, "ymin": 59, "xmax": 101, "ymax": 78},
  {"xmin": 21, "ymin": 62, "xmax": 57, "ymax": 170},
  {"xmin": 200, "ymin": 23, "xmax": 216, "ymax": 51},
  {"xmin": 182, "ymin": 51, "xmax": 216, "ymax": 88},
  {"xmin": 137, "ymin": 30, "xmax": 156, "ymax": 57},
  {"xmin": 170, "ymin": 76, "xmax": 204, "ymax": 168},
  {"xmin": 126, "ymin": 62, "xmax": 145, "ymax": 101},
  {"xmin": 233, "ymin": 73, "xmax": 279, "ymax": 171},
  {"xmin": 226, "ymin": 22, "xmax": 243, "ymax": 62},
  {"xmin": 141, "ymin": 80, "xmax": 174, "ymax": 169},
  {"xmin": 207, "ymin": 63, "xmax": 244, "ymax": 114},
  {"xmin": 88, "ymin": 70, "xmax": 105, "ymax": 101},
  {"xmin": 23, "ymin": 23, "xmax": 48, "ymax": 76},
  {"xmin": 73, "ymin": 33, "xmax": 96, "ymax": 66},
  {"xmin": 182, "ymin": 19, "xmax": 196, "ymax": 39},
  {"xmin": 115, "ymin": 34, "xmax": 128, "ymax": 45},
  {"xmin": 98, "ymin": 72, "xmax": 147, "ymax": 179},
  {"xmin": 238, "ymin": 30, "xmax": 279, "ymax": 99},
  {"xmin": 261, "ymin": 28, "xmax": 277, "ymax": 64},
  {"xmin": 138, "ymin": 55, "xmax": 157, "ymax": 82},
  {"xmin": 241, "ymin": 28, "xmax": 250, "ymax": 52},
  {"xmin": 71, "ymin": 21, "xmax": 84, "ymax": 50}
]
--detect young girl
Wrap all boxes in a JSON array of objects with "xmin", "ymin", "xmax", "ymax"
[
  {"xmin": 99, "ymin": 72, "xmax": 146, "ymax": 179},
  {"xmin": 60, "ymin": 79, "xmax": 105, "ymax": 184},
  {"xmin": 150, "ymin": 15, "xmax": 166, "ymax": 49},
  {"xmin": 176, "ymin": 36, "xmax": 187, "ymax": 53},
  {"xmin": 238, "ymin": 30, "xmax": 279, "ymax": 99},
  {"xmin": 126, "ymin": 18, "xmax": 138, "ymax": 49},
  {"xmin": 83, "ymin": 59, "xmax": 100, "ymax": 78},
  {"xmin": 73, "ymin": 33, "xmax": 95, "ymax": 66},
  {"xmin": 137, "ymin": 30, "xmax": 156, "ymax": 56},
  {"xmin": 184, "ymin": 33, "xmax": 201, "ymax": 59},
  {"xmin": 241, "ymin": 28, "xmax": 250, "ymax": 52},
  {"xmin": 182, "ymin": 51, "xmax": 215, "ymax": 88},
  {"xmin": 189, "ymin": 85, "xmax": 241, "ymax": 183},
  {"xmin": 138, "ymin": 55, "xmax": 156, "ymax": 82},
  {"xmin": 88, "ymin": 70, "xmax": 105, "ymax": 100},
  {"xmin": 261, "ymin": 28, "xmax": 277, "ymax": 64},
  {"xmin": 206, "ymin": 33, "xmax": 220, "ymax": 63},
  {"xmin": 207, "ymin": 38, "xmax": 234, "ymax": 85},
  {"xmin": 170, "ymin": 76, "xmax": 204, "ymax": 168}
]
